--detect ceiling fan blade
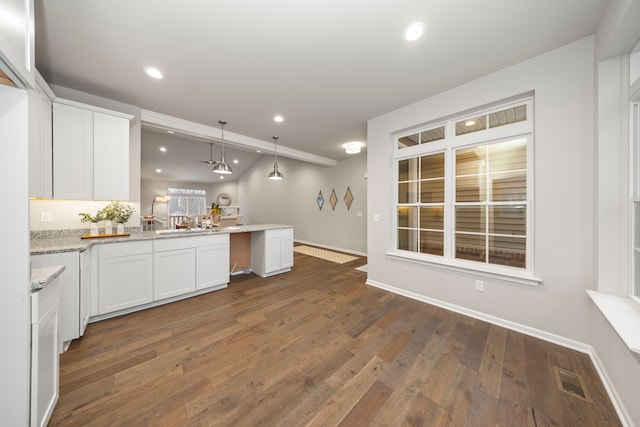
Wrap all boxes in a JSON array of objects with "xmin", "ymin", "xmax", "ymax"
[{"xmin": 196, "ymin": 142, "xmax": 218, "ymax": 165}]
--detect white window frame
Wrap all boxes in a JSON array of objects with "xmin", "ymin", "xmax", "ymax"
[
  {"xmin": 631, "ymin": 100, "xmax": 640, "ymax": 304},
  {"xmin": 389, "ymin": 97, "xmax": 541, "ymax": 286}
]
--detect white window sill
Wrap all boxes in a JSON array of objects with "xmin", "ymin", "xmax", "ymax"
[
  {"xmin": 586, "ymin": 290, "xmax": 640, "ymax": 354},
  {"xmin": 386, "ymin": 251, "xmax": 542, "ymax": 287}
]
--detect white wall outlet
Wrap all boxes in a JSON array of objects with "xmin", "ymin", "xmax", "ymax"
[
  {"xmin": 356, "ymin": 211, "xmax": 363, "ymax": 217},
  {"xmin": 374, "ymin": 214, "xmax": 380, "ymax": 222},
  {"xmin": 475, "ymin": 280, "xmax": 484, "ymax": 292},
  {"xmin": 40, "ymin": 212, "xmax": 52, "ymax": 223}
]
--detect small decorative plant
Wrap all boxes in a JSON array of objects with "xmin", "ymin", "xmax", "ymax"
[
  {"xmin": 210, "ymin": 203, "xmax": 220, "ymax": 214},
  {"xmin": 79, "ymin": 210, "xmax": 105, "ymax": 223},
  {"xmin": 104, "ymin": 201, "xmax": 136, "ymax": 224}
]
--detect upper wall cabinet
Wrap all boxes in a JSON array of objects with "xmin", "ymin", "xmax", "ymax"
[
  {"xmin": 53, "ymin": 99, "xmax": 132, "ymax": 201},
  {"xmin": 0, "ymin": 0, "xmax": 35, "ymax": 88}
]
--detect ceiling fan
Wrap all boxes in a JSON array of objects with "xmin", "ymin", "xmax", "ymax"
[{"xmin": 197, "ymin": 142, "xmax": 220, "ymax": 166}]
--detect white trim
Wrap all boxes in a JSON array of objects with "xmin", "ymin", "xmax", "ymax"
[
  {"xmin": 588, "ymin": 348, "xmax": 634, "ymax": 427},
  {"xmin": 53, "ymin": 97, "xmax": 134, "ymax": 120},
  {"xmin": 586, "ymin": 290, "xmax": 640, "ymax": 354},
  {"xmin": 141, "ymin": 109, "xmax": 338, "ymax": 167},
  {"xmin": 294, "ymin": 239, "xmax": 367, "ymax": 257},
  {"xmin": 365, "ymin": 278, "xmax": 631, "ymax": 426},
  {"xmin": 386, "ymin": 250, "xmax": 541, "ymax": 287},
  {"xmin": 35, "ymin": 70, "xmax": 55, "ymax": 100}
]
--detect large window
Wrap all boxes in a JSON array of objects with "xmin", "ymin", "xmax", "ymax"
[
  {"xmin": 167, "ymin": 188, "xmax": 207, "ymax": 217},
  {"xmin": 395, "ymin": 98, "xmax": 533, "ymax": 275}
]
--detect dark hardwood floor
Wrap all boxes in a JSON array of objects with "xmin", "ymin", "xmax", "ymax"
[{"xmin": 50, "ymin": 248, "xmax": 621, "ymax": 426}]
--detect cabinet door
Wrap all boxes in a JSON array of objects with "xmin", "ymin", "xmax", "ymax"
[
  {"xmin": 154, "ymin": 248, "xmax": 196, "ymax": 300},
  {"xmin": 28, "ymin": 84, "xmax": 52, "ymax": 198},
  {"xmin": 31, "ymin": 252, "xmax": 79, "ymax": 345},
  {"xmin": 196, "ymin": 243, "xmax": 229, "ymax": 290},
  {"xmin": 0, "ymin": 0, "xmax": 34, "ymax": 87},
  {"xmin": 99, "ymin": 253, "xmax": 153, "ymax": 314},
  {"xmin": 79, "ymin": 249, "xmax": 91, "ymax": 336},
  {"xmin": 280, "ymin": 230, "xmax": 294, "ymax": 269},
  {"xmin": 93, "ymin": 112, "xmax": 129, "ymax": 200},
  {"xmin": 264, "ymin": 234, "xmax": 282, "ymax": 273},
  {"xmin": 53, "ymin": 103, "xmax": 93, "ymax": 199}
]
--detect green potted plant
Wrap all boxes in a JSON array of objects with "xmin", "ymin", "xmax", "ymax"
[
  {"xmin": 104, "ymin": 201, "xmax": 135, "ymax": 234},
  {"xmin": 79, "ymin": 210, "xmax": 104, "ymax": 236}
]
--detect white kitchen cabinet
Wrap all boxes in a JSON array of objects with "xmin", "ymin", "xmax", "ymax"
[
  {"xmin": 154, "ymin": 247, "xmax": 196, "ymax": 300},
  {"xmin": 52, "ymin": 103, "xmax": 93, "ymax": 200},
  {"xmin": 79, "ymin": 249, "xmax": 91, "ymax": 336},
  {"xmin": 31, "ymin": 275, "xmax": 60, "ymax": 427},
  {"xmin": 0, "ymin": 0, "xmax": 34, "ymax": 88},
  {"xmin": 53, "ymin": 100, "xmax": 132, "ymax": 200},
  {"xmin": 31, "ymin": 252, "xmax": 79, "ymax": 348},
  {"xmin": 196, "ymin": 234, "xmax": 230, "ymax": 290},
  {"xmin": 251, "ymin": 228, "xmax": 294, "ymax": 277},
  {"xmin": 98, "ymin": 242, "xmax": 153, "ymax": 315},
  {"xmin": 28, "ymin": 75, "xmax": 53, "ymax": 198}
]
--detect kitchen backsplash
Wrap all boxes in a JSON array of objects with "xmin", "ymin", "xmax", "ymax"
[{"xmin": 30, "ymin": 199, "xmax": 141, "ymax": 231}]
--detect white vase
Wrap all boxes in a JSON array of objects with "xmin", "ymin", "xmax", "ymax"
[
  {"xmin": 117, "ymin": 223, "xmax": 125, "ymax": 234},
  {"xmin": 90, "ymin": 222, "xmax": 99, "ymax": 236},
  {"xmin": 104, "ymin": 220, "xmax": 113, "ymax": 234}
]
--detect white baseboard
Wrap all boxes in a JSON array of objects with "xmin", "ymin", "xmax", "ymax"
[
  {"xmin": 365, "ymin": 278, "xmax": 633, "ymax": 427},
  {"xmin": 294, "ymin": 239, "xmax": 367, "ymax": 257}
]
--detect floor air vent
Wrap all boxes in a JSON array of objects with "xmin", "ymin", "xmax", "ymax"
[{"xmin": 553, "ymin": 366, "xmax": 590, "ymax": 401}]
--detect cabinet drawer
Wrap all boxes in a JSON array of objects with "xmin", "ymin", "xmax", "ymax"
[
  {"xmin": 100, "ymin": 241, "xmax": 152, "ymax": 258},
  {"xmin": 154, "ymin": 234, "xmax": 228, "ymax": 251}
]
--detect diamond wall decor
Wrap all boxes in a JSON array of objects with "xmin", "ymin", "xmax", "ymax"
[
  {"xmin": 344, "ymin": 187, "xmax": 354, "ymax": 210},
  {"xmin": 329, "ymin": 189, "xmax": 338, "ymax": 210},
  {"xmin": 316, "ymin": 190, "xmax": 324, "ymax": 210}
]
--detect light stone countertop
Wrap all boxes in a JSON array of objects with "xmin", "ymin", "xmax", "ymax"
[
  {"xmin": 31, "ymin": 265, "xmax": 66, "ymax": 292},
  {"xmin": 30, "ymin": 224, "xmax": 293, "ymax": 255}
]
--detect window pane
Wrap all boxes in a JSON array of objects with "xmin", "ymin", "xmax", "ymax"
[
  {"xmin": 420, "ymin": 207, "xmax": 444, "ymax": 230},
  {"xmin": 456, "ymin": 146, "xmax": 486, "ymax": 176},
  {"xmin": 420, "ymin": 231, "xmax": 443, "ymax": 255},
  {"xmin": 456, "ymin": 233, "xmax": 486, "ymax": 262},
  {"xmin": 456, "ymin": 116, "xmax": 487, "ymax": 136},
  {"xmin": 398, "ymin": 133, "xmax": 419, "ymax": 149},
  {"xmin": 491, "ymin": 172, "xmax": 526, "ymax": 201},
  {"xmin": 421, "ymin": 179, "xmax": 444, "ymax": 203},
  {"xmin": 456, "ymin": 206, "xmax": 485, "ymax": 233},
  {"xmin": 456, "ymin": 175, "xmax": 486, "ymax": 202},
  {"xmin": 488, "ymin": 138, "xmax": 526, "ymax": 172},
  {"xmin": 489, "ymin": 206, "xmax": 526, "ymax": 236},
  {"xmin": 421, "ymin": 152, "xmax": 445, "ymax": 179},
  {"xmin": 398, "ymin": 207, "xmax": 418, "ymax": 228},
  {"xmin": 398, "ymin": 228, "xmax": 418, "ymax": 251},
  {"xmin": 398, "ymin": 158, "xmax": 419, "ymax": 181},
  {"xmin": 489, "ymin": 105, "xmax": 526, "ymax": 129},
  {"xmin": 398, "ymin": 182, "xmax": 418, "ymax": 203},
  {"xmin": 420, "ymin": 126, "xmax": 445, "ymax": 143},
  {"xmin": 489, "ymin": 236, "xmax": 526, "ymax": 268}
]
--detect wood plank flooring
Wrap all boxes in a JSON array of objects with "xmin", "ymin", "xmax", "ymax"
[{"xmin": 50, "ymin": 248, "xmax": 621, "ymax": 426}]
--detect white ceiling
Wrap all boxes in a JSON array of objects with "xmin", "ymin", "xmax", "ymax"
[{"xmin": 34, "ymin": 0, "xmax": 608, "ymax": 181}]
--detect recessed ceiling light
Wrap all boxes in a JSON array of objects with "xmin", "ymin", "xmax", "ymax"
[
  {"xmin": 167, "ymin": 130, "xmax": 174, "ymax": 134},
  {"xmin": 159, "ymin": 147, "xmax": 167, "ymax": 152},
  {"xmin": 155, "ymin": 169, "xmax": 162, "ymax": 173},
  {"xmin": 256, "ymin": 150, "xmax": 261, "ymax": 153},
  {"xmin": 144, "ymin": 67, "xmax": 163, "ymax": 79},
  {"xmin": 219, "ymin": 176, "xmax": 225, "ymax": 179},
  {"xmin": 465, "ymin": 120, "xmax": 476, "ymax": 127},
  {"xmin": 233, "ymin": 159, "xmax": 239, "ymax": 164},
  {"xmin": 274, "ymin": 115, "xmax": 284, "ymax": 123},
  {"xmin": 404, "ymin": 23, "xmax": 426, "ymax": 42}
]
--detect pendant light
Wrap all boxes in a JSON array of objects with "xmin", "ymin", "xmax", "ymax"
[
  {"xmin": 212, "ymin": 120, "xmax": 232, "ymax": 175},
  {"xmin": 268, "ymin": 136, "xmax": 284, "ymax": 180}
]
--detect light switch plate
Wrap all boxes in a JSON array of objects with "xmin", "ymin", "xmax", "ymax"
[{"xmin": 40, "ymin": 212, "xmax": 52, "ymax": 222}]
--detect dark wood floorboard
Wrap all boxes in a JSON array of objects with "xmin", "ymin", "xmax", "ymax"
[{"xmin": 49, "ymin": 248, "xmax": 622, "ymax": 426}]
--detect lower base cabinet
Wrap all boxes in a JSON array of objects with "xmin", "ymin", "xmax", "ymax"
[
  {"xmin": 31, "ymin": 276, "xmax": 60, "ymax": 427},
  {"xmin": 252, "ymin": 228, "xmax": 294, "ymax": 277},
  {"xmin": 98, "ymin": 241, "xmax": 153, "ymax": 315}
]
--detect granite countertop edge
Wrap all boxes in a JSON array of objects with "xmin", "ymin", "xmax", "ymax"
[
  {"xmin": 31, "ymin": 265, "xmax": 66, "ymax": 292},
  {"xmin": 30, "ymin": 224, "xmax": 293, "ymax": 255}
]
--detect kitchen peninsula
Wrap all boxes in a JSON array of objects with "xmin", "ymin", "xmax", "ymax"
[{"xmin": 31, "ymin": 224, "xmax": 293, "ymax": 347}]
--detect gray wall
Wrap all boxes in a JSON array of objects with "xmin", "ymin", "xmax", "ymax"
[{"xmin": 239, "ymin": 153, "xmax": 367, "ymax": 254}]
